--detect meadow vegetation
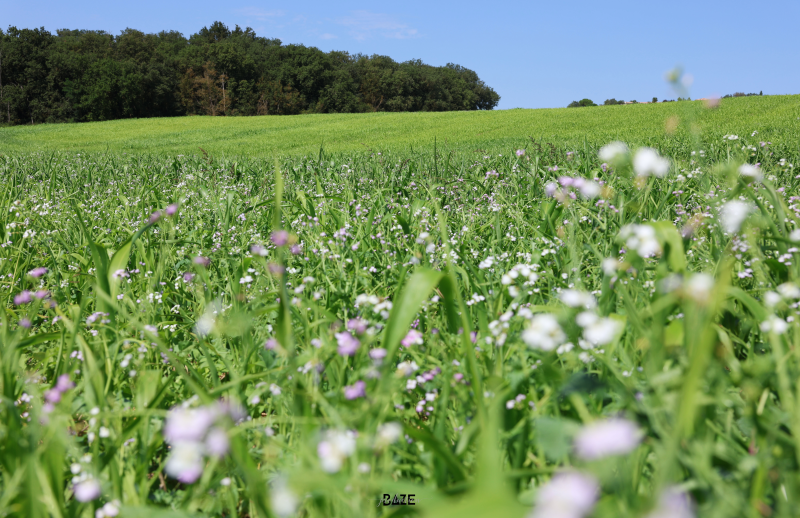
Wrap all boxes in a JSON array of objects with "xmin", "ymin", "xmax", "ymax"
[{"xmin": 1, "ymin": 95, "xmax": 800, "ymax": 518}]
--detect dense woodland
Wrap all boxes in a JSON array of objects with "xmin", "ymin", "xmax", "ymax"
[{"xmin": 0, "ymin": 21, "xmax": 500, "ymax": 125}]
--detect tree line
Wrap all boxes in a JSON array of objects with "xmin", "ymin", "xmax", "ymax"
[{"xmin": 0, "ymin": 21, "xmax": 500, "ymax": 125}]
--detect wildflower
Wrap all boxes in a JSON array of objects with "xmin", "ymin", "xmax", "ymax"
[
  {"xmin": 251, "ymin": 244, "xmax": 268, "ymax": 256},
  {"xmin": 578, "ymin": 180, "xmax": 601, "ymax": 199},
  {"xmin": 574, "ymin": 418, "xmax": 641, "ymax": 459},
  {"xmin": 601, "ymin": 258, "xmax": 619, "ymax": 276},
  {"xmin": 19, "ymin": 318, "xmax": 31, "ymax": 329},
  {"xmin": 149, "ymin": 211, "xmax": 161, "ymax": 223},
  {"xmin": 790, "ymin": 229, "xmax": 800, "ymax": 242},
  {"xmin": 96, "ymin": 501, "xmax": 121, "ymax": 518},
  {"xmin": 559, "ymin": 289, "xmax": 597, "ymax": 309},
  {"xmin": 598, "ymin": 141, "xmax": 628, "ymax": 162},
  {"xmin": 165, "ymin": 203, "xmax": 179, "ymax": 216},
  {"xmin": 619, "ymin": 224, "xmax": 661, "ymax": 258},
  {"xmin": 375, "ymin": 422, "xmax": 403, "ymax": 449},
  {"xmin": 761, "ymin": 315, "xmax": 789, "ymax": 335},
  {"xmin": 522, "ymin": 314, "xmax": 566, "ymax": 351},
  {"xmin": 719, "ymin": 200, "xmax": 752, "ymax": 234},
  {"xmin": 289, "ymin": 244, "xmax": 302, "ymax": 255},
  {"xmin": 344, "ymin": 380, "xmax": 366, "ymax": 400},
  {"xmin": 531, "ymin": 472, "xmax": 599, "ymax": 518},
  {"xmin": 346, "ymin": 318, "xmax": 368, "ymax": 335},
  {"xmin": 264, "ymin": 338, "xmax": 279, "ymax": 350},
  {"xmin": 777, "ymin": 283, "xmax": 800, "ymax": 299},
  {"xmin": 271, "ymin": 230, "xmax": 289, "ymax": 246},
  {"xmin": 183, "ymin": 272, "xmax": 195, "ymax": 283},
  {"xmin": 369, "ymin": 348, "xmax": 387, "ymax": 360},
  {"xmin": 646, "ymin": 487, "xmax": 695, "ymax": 518},
  {"xmin": 401, "ymin": 329, "xmax": 423, "ymax": 347},
  {"xmin": 164, "ymin": 407, "xmax": 217, "ymax": 443},
  {"xmin": 29, "ymin": 267, "xmax": 48, "ymax": 277},
  {"xmin": 204, "ymin": 427, "xmax": 230, "ymax": 456},
  {"xmin": 317, "ymin": 430, "xmax": 356, "ymax": 473},
  {"xmin": 193, "ymin": 256, "xmax": 211, "ymax": 267},
  {"xmin": 73, "ymin": 479, "xmax": 102, "ymax": 502},
  {"xmin": 270, "ymin": 478, "xmax": 299, "ymax": 518},
  {"xmin": 14, "ymin": 291, "xmax": 32, "ymax": 305},
  {"xmin": 35, "ymin": 289, "xmax": 50, "ymax": 299},
  {"xmin": 684, "ymin": 273, "xmax": 714, "ymax": 304},
  {"xmin": 633, "ymin": 147, "xmax": 670, "ymax": 178},
  {"xmin": 738, "ymin": 164, "xmax": 763, "ymax": 183},
  {"xmin": 335, "ymin": 331, "xmax": 360, "ymax": 356},
  {"xmin": 516, "ymin": 149, "xmax": 525, "ymax": 157},
  {"xmin": 396, "ymin": 360, "xmax": 419, "ymax": 377},
  {"xmin": 195, "ymin": 314, "xmax": 215, "ymax": 336},
  {"xmin": 576, "ymin": 312, "xmax": 621, "ymax": 346},
  {"xmin": 764, "ymin": 291, "xmax": 782, "ymax": 307},
  {"xmin": 164, "ymin": 441, "xmax": 205, "ymax": 483}
]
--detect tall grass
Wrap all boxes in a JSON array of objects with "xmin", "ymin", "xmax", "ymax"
[{"xmin": 1, "ymin": 119, "xmax": 799, "ymax": 517}]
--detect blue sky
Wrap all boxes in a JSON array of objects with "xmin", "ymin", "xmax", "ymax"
[{"xmin": 3, "ymin": 0, "xmax": 798, "ymax": 109}]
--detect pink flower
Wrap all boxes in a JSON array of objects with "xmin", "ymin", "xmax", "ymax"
[
  {"xmin": 14, "ymin": 291, "xmax": 32, "ymax": 305},
  {"xmin": 271, "ymin": 230, "xmax": 289, "ymax": 247},
  {"xmin": 73, "ymin": 479, "xmax": 102, "ymax": 502},
  {"xmin": 163, "ymin": 407, "xmax": 216, "ymax": 443},
  {"xmin": 183, "ymin": 272, "xmax": 195, "ymax": 283},
  {"xmin": 343, "ymin": 381, "xmax": 366, "ymax": 400},
  {"xmin": 289, "ymin": 244, "xmax": 302, "ymax": 255},
  {"xmin": 516, "ymin": 149, "xmax": 525, "ymax": 157},
  {"xmin": 19, "ymin": 318, "xmax": 31, "ymax": 329},
  {"xmin": 369, "ymin": 348, "xmax": 387, "ymax": 359},
  {"xmin": 335, "ymin": 332, "xmax": 360, "ymax": 356},
  {"xmin": 264, "ymin": 338, "xmax": 279, "ymax": 350},
  {"xmin": 34, "ymin": 290, "xmax": 50, "ymax": 299},
  {"xmin": 401, "ymin": 330, "xmax": 423, "ymax": 348},
  {"xmin": 574, "ymin": 418, "xmax": 641, "ymax": 460},
  {"xmin": 29, "ymin": 267, "xmax": 48, "ymax": 278},
  {"xmin": 165, "ymin": 442, "xmax": 204, "ymax": 483},
  {"xmin": 55, "ymin": 374, "xmax": 75, "ymax": 392},
  {"xmin": 347, "ymin": 318, "xmax": 368, "ymax": 335},
  {"xmin": 149, "ymin": 211, "xmax": 161, "ymax": 223},
  {"xmin": 204, "ymin": 427, "xmax": 230, "ymax": 457},
  {"xmin": 44, "ymin": 388, "xmax": 62, "ymax": 403},
  {"xmin": 165, "ymin": 204, "xmax": 178, "ymax": 216}
]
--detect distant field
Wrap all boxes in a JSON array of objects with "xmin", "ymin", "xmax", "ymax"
[{"xmin": 1, "ymin": 95, "xmax": 799, "ymax": 157}]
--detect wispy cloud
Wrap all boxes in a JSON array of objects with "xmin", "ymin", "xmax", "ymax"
[
  {"xmin": 236, "ymin": 7, "xmax": 286, "ymax": 21},
  {"xmin": 336, "ymin": 11, "xmax": 419, "ymax": 40},
  {"xmin": 319, "ymin": 33, "xmax": 338, "ymax": 40}
]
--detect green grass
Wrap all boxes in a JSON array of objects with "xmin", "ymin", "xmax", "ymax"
[
  {"xmin": 2, "ymin": 99, "xmax": 800, "ymax": 518},
  {"xmin": 1, "ymin": 95, "xmax": 799, "ymax": 157}
]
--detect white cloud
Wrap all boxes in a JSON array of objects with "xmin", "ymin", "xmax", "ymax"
[
  {"xmin": 319, "ymin": 33, "xmax": 338, "ymax": 40},
  {"xmin": 336, "ymin": 11, "xmax": 419, "ymax": 40}
]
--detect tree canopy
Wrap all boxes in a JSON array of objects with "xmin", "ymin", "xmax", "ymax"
[{"xmin": 0, "ymin": 21, "xmax": 500, "ymax": 125}]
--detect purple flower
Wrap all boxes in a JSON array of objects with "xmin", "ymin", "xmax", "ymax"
[
  {"xmin": 346, "ymin": 318, "xmax": 368, "ymax": 335},
  {"xmin": 55, "ymin": 374, "xmax": 75, "ymax": 392},
  {"xmin": 369, "ymin": 348, "xmax": 387, "ymax": 360},
  {"xmin": 34, "ymin": 290, "xmax": 50, "ymax": 300},
  {"xmin": 268, "ymin": 263, "xmax": 285, "ymax": 275},
  {"xmin": 165, "ymin": 442, "xmax": 204, "ymax": 484},
  {"xmin": 73, "ymin": 479, "xmax": 102, "ymax": 502},
  {"xmin": 544, "ymin": 182, "xmax": 558, "ymax": 198},
  {"xmin": 516, "ymin": 149, "xmax": 525, "ymax": 157},
  {"xmin": 401, "ymin": 329, "xmax": 423, "ymax": 348},
  {"xmin": 204, "ymin": 427, "xmax": 230, "ymax": 457},
  {"xmin": 343, "ymin": 381, "xmax": 366, "ymax": 400},
  {"xmin": 193, "ymin": 256, "xmax": 210, "ymax": 267},
  {"xmin": 470, "ymin": 331, "xmax": 478, "ymax": 344},
  {"xmin": 149, "ymin": 211, "xmax": 162, "ymax": 224},
  {"xmin": 165, "ymin": 204, "xmax": 179, "ymax": 216},
  {"xmin": 264, "ymin": 338, "xmax": 279, "ymax": 350},
  {"xmin": 163, "ymin": 407, "xmax": 216, "ymax": 443},
  {"xmin": 531, "ymin": 472, "xmax": 599, "ymax": 518},
  {"xmin": 183, "ymin": 272, "xmax": 195, "ymax": 283},
  {"xmin": 29, "ymin": 267, "xmax": 48, "ymax": 278},
  {"xmin": 44, "ymin": 388, "xmax": 62, "ymax": 403},
  {"xmin": 335, "ymin": 332, "xmax": 360, "ymax": 356},
  {"xmin": 250, "ymin": 244, "xmax": 267, "ymax": 256},
  {"xmin": 14, "ymin": 291, "xmax": 32, "ymax": 305},
  {"xmin": 289, "ymin": 244, "xmax": 302, "ymax": 255},
  {"xmin": 19, "ymin": 318, "xmax": 31, "ymax": 329},
  {"xmin": 271, "ymin": 230, "xmax": 289, "ymax": 247}
]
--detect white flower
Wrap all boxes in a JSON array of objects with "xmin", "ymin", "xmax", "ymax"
[
  {"xmin": 73, "ymin": 479, "xmax": 102, "ymax": 502},
  {"xmin": 738, "ymin": 164, "xmax": 763, "ymax": 183},
  {"xmin": 164, "ymin": 441, "xmax": 205, "ymax": 483},
  {"xmin": 790, "ymin": 229, "xmax": 800, "ymax": 242},
  {"xmin": 761, "ymin": 316, "xmax": 789, "ymax": 335},
  {"xmin": 270, "ymin": 478, "xmax": 299, "ymax": 518},
  {"xmin": 375, "ymin": 422, "xmax": 403, "ymax": 449},
  {"xmin": 619, "ymin": 224, "xmax": 661, "ymax": 258},
  {"xmin": 574, "ymin": 418, "xmax": 641, "ymax": 460},
  {"xmin": 601, "ymin": 258, "xmax": 619, "ymax": 276},
  {"xmin": 397, "ymin": 360, "xmax": 419, "ymax": 377},
  {"xmin": 633, "ymin": 148, "xmax": 670, "ymax": 178},
  {"xmin": 685, "ymin": 273, "xmax": 714, "ymax": 304},
  {"xmin": 764, "ymin": 291, "xmax": 782, "ymax": 307},
  {"xmin": 719, "ymin": 200, "xmax": 752, "ymax": 234},
  {"xmin": 777, "ymin": 283, "xmax": 800, "ymax": 299},
  {"xmin": 522, "ymin": 314, "xmax": 566, "ymax": 351},
  {"xmin": 598, "ymin": 141, "xmax": 628, "ymax": 162},
  {"xmin": 577, "ymin": 313, "xmax": 622, "ymax": 346},
  {"xmin": 96, "ymin": 501, "xmax": 120, "ymax": 518},
  {"xmin": 531, "ymin": 472, "xmax": 599, "ymax": 518},
  {"xmin": 578, "ymin": 180, "xmax": 601, "ymax": 199},
  {"xmin": 559, "ymin": 289, "xmax": 597, "ymax": 309},
  {"xmin": 317, "ymin": 430, "xmax": 356, "ymax": 473}
]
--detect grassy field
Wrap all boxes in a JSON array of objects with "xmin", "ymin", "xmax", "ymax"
[
  {"xmin": 2, "ymin": 97, "xmax": 800, "ymax": 518},
  {"xmin": 0, "ymin": 95, "xmax": 799, "ymax": 157}
]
